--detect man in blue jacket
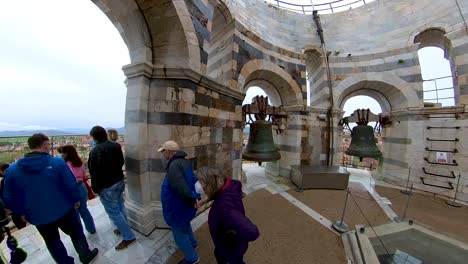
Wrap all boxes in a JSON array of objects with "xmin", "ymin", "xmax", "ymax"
[
  {"xmin": 159, "ymin": 141, "xmax": 200, "ymax": 264},
  {"xmin": 3, "ymin": 133, "xmax": 98, "ymax": 264}
]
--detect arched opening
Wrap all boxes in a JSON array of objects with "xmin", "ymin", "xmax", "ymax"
[
  {"xmin": 238, "ymin": 59, "xmax": 314, "ymax": 178},
  {"xmin": 242, "ymin": 86, "xmax": 272, "ymax": 146},
  {"xmin": 238, "ymin": 60, "xmax": 303, "ymax": 107},
  {"xmin": 242, "ymin": 87, "xmax": 271, "ymax": 106},
  {"xmin": 340, "ymin": 96, "xmax": 382, "ymax": 171},
  {"xmin": 414, "ymin": 28, "xmax": 455, "ymax": 106},
  {"xmin": 335, "ymin": 73, "xmax": 420, "ymax": 112},
  {"xmin": 342, "ymin": 96, "xmax": 382, "ymax": 126},
  {"xmin": 243, "ymin": 81, "xmax": 281, "ymax": 107},
  {"xmin": 304, "ymin": 48, "xmax": 323, "ymax": 107},
  {"xmin": 241, "ymin": 85, "xmax": 282, "ymax": 181},
  {"xmin": 418, "ymin": 47, "xmax": 455, "ymax": 106},
  {"xmin": 242, "ymin": 86, "xmax": 272, "ymax": 181}
]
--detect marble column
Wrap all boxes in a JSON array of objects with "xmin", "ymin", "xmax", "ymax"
[{"xmin": 122, "ymin": 64, "xmax": 244, "ymax": 235}]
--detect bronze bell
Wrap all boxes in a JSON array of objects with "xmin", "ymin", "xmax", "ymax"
[
  {"xmin": 243, "ymin": 119, "xmax": 281, "ymax": 162},
  {"xmin": 345, "ymin": 124, "xmax": 382, "ymax": 162}
]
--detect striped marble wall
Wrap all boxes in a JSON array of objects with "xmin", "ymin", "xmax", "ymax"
[
  {"xmin": 233, "ymin": 24, "xmax": 307, "ymax": 102},
  {"xmin": 449, "ymin": 28, "xmax": 468, "ymax": 104},
  {"xmin": 206, "ymin": 2, "xmax": 236, "ymax": 89},
  {"xmin": 183, "ymin": 0, "xmax": 213, "ymax": 72},
  {"xmin": 376, "ymin": 106, "xmax": 468, "ymax": 203},
  {"xmin": 95, "ymin": 0, "xmax": 468, "ymax": 234},
  {"xmin": 123, "ymin": 64, "xmax": 243, "ymax": 234},
  {"xmin": 311, "ymin": 45, "xmax": 422, "ymax": 109}
]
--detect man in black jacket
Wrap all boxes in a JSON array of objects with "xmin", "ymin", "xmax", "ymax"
[
  {"xmin": 88, "ymin": 126, "xmax": 136, "ymax": 250},
  {"xmin": 0, "ymin": 163, "xmax": 26, "ymax": 230}
]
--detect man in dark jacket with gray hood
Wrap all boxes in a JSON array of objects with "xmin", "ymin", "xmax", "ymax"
[
  {"xmin": 3, "ymin": 133, "xmax": 98, "ymax": 264},
  {"xmin": 88, "ymin": 125, "xmax": 136, "ymax": 250},
  {"xmin": 159, "ymin": 141, "xmax": 200, "ymax": 264}
]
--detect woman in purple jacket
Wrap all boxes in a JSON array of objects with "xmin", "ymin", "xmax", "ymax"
[{"xmin": 197, "ymin": 167, "xmax": 259, "ymax": 264}]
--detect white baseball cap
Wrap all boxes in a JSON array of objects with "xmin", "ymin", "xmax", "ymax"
[{"xmin": 157, "ymin": 141, "xmax": 180, "ymax": 152}]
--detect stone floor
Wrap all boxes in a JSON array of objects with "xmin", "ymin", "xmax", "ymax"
[{"xmin": 1, "ymin": 164, "xmax": 467, "ymax": 263}]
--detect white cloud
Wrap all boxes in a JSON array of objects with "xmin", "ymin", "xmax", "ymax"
[{"xmin": 0, "ymin": 122, "xmax": 57, "ymax": 132}]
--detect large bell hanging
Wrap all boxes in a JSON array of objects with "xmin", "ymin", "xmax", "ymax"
[
  {"xmin": 345, "ymin": 124, "xmax": 382, "ymax": 161},
  {"xmin": 243, "ymin": 119, "xmax": 281, "ymax": 162}
]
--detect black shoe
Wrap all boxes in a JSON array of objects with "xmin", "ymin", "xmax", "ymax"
[
  {"xmin": 80, "ymin": 248, "xmax": 98, "ymax": 264},
  {"xmin": 177, "ymin": 258, "xmax": 200, "ymax": 264}
]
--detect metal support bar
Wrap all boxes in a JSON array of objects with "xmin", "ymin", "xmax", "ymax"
[
  {"xmin": 420, "ymin": 177, "xmax": 454, "ymax": 190},
  {"xmin": 424, "ymin": 157, "xmax": 458, "ymax": 166},
  {"xmin": 446, "ymin": 174, "xmax": 462, "ymax": 208},
  {"xmin": 422, "ymin": 168, "xmax": 456, "ymax": 179},
  {"xmin": 312, "ymin": 10, "xmax": 334, "ymax": 166},
  {"xmin": 332, "ymin": 189, "xmax": 350, "ymax": 233},
  {"xmin": 401, "ymin": 167, "xmax": 412, "ymax": 195},
  {"xmin": 402, "ymin": 184, "xmax": 413, "ymax": 219},
  {"xmin": 427, "ymin": 126, "xmax": 460, "ymax": 129},
  {"xmin": 426, "ymin": 137, "xmax": 459, "ymax": 142},
  {"xmin": 425, "ymin": 147, "xmax": 458, "ymax": 153}
]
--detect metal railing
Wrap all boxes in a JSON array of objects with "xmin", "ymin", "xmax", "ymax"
[
  {"xmin": 423, "ymin": 75, "xmax": 455, "ymax": 106},
  {"xmin": 264, "ymin": 0, "xmax": 374, "ymax": 14},
  {"xmin": 341, "ymin": 154, "xmax": 378, "ymax": 171}
]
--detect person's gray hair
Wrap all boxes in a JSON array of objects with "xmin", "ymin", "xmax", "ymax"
[{"xmin": 197, "ymin": 167, "xmax": 226, "ymax": 199}]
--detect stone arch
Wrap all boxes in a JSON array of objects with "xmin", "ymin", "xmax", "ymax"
[
  {"xmin": 238, "ymin": 59, "xmax": 303, "ymax": 107},
  {"xmin": 341, "ymin": 89, "xmax": 390, "ymax": 113},
  {"xmin": 408, "ymin": 23, "xmax": 451, "ymax": 52},
  {"xmin": 212, "ymin": 1, "xmax": 234, "ymax": 36},
  {"xmin": 154, "ymin": 0, "xmax": 201, "ymax": 71},
  {"xmin": 335, "ymin": 73, "xmax": 421, "ymax": 113},
  {"xmin": 206, "ymin": 0, "xmax": 235, "ymax": 86},
  {"xmin": 93, "ymin": 0, "xmax": 201, "ymax": 71},
  {"xmin": 218, "ymin": 0, "xmax": 237, "ymax": 19},
  {"xmin": 413, "ymin": 27, "xmax": 452, "ymax": 59},
  {"xmin": 304, "ymin": 47, "xmax": 324, "ymax": 107},
  {"xmin": 93, "ymin": 0, "xmax": 152, "ymax": 64},
  {"xmin": 411, "ymin": 26, "xmax": 457, "ymax": 105}
]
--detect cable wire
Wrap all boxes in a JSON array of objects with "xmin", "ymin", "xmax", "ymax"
[
  {"xmin": 347, "ymin": 189, "xmax": 397, "ymax": 264},
  {"xmin": 455, "ymin": 0, "xmax": 468, "ymax": 34},
  {"xmin": 350, "ymin": 189, "xmax": 405, "ymax": 202}
]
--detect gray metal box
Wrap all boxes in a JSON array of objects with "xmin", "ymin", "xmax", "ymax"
[{"xmin": 290, "ymin": 165, "xmax": 350, "ymax": 190}]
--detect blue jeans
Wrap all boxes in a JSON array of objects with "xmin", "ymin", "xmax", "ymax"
[
  {"xmin": 77, "ymin": 182, "xmax": 96, "ymax": 233},
  {"xmin": 171, "ymin": 222, "xmax": 198, "ymax": 262},
  {"xmin": 100, "ymin": 180, "xmax": 135, "ymax": 241}
]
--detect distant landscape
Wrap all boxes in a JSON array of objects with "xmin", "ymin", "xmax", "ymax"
[
  {"xmin": 0, "ymin": 127, "xmax": 125, "ymax": 137},
  {"xmin": 0, "ymin": 127, "xmax": 126, "ymax": 163}
]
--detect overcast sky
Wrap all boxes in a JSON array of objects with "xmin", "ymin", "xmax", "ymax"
[
  {"xmin": 0, "ymin": 1, "xmax": 453, "ymax": 132},
  {"xmin": 0, "ymin": 0, "xmax": 129, "ymax": 131}
]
